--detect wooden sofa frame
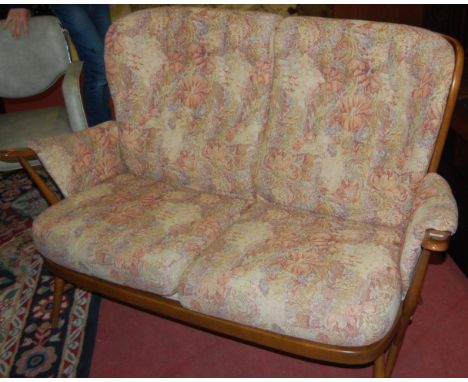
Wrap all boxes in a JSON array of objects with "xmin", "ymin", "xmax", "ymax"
[{"xmin": 0, "ymin": 34, "xmax": 463, "ymax": 377}]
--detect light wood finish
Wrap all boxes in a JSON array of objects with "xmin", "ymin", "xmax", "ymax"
[
  {"xmin": 374, "ymin": 353, "xmax": 387, "ymax": 378},
  {"xmin": 422, "ymin": 230, "xmax": 451, "ymax": 252},
  {"xmin": 21, "ymin": 34, "xmax": 463, "ymax": 376},
  {"xmin": 0, "ymin": 147, "xmax": 36, "ymax": 162}
]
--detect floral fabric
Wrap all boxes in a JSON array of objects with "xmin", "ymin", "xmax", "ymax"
[
  {"xmin": 400, "ymin": 173, "xmax": 458, "ymax": 294},
  {"xmin": 30, "ymin": 121, "xmax": 126, "ymax": 198},
  {"xmin": 30, "ymin": 9, "xmax": 459, "ymax": 349},
  {"xmin": 33, "ymin": 174, "xmax": 250, "ymax": 296},
  {"xmin": 255, "ymin": 17, "xmax": 455, "ymax": 227},
  {"xmin": 105, "ymin": 7, "xmax": 281, "ymax": 199},
  {"xmin": 179, "ymin": 202, "xmax": 403, "ymax": 346}
]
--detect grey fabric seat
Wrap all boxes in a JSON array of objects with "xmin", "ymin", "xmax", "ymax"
[
  {"xmin": 0, "ymin": 16, "xmax": 87, "ymax": 171},
  {"xmin": 0, "ymin": 107, "xmax": 70, "ymax": 169}
]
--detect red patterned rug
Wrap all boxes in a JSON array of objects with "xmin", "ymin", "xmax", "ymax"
[{"xmin": 0, "ymin": 168, "xmax": 99, "ymax": 377}]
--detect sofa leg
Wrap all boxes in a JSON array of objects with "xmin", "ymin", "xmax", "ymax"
[
  {"xmin": 385, "ymin": 315, "xmax": 411, "ymax": 377},
  {"xmin": 51, "ymin": 276, "xmax": 65, "ymax": 328},
  {"xmin": 384, "ymin": 248, "xmax": 432, "ymax": 376},
  {"xmin": 373, "ymin": 353, "xmax": 387, "ymax": 377}
]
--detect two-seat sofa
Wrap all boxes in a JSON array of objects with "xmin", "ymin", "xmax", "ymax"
[{"xmin": 21, "ymin": 7, "xmax": 462, "ymax": 377}]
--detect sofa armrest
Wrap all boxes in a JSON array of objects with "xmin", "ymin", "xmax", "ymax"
[
  {"xmin": 62, "ymin": 61, "xmax": 88, "ymax": 132},
  {"xmin": 400, "ymin": 173, "xmax": 458, "ymax": 294},
  {"xmin": 30, "ymin": 120, "xmax": 127, "ymax": 198},
  {"xmin": 422, "ymin": 229, "xmax": 451, "ymax": 252}
]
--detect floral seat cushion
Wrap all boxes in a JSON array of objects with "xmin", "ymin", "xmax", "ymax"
[
  {"xmin": 179, "ymin": 202, "xmax": 403, "ymax": 346},
  {"xmin": 33, "ymin": 173, "xmax": 251, "ymax": 296}
]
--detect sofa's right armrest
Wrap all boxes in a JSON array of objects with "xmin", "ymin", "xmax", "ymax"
[
  {"xmin": 422, "ymin": 229, "xmax": 451, "ymax": 252},
  {"xmin": 399, "ymin": 173, "xmax": 457, "ymax": 294},
  {"xmin": 62, "ymin": 61, "xmax": 88, "ymax": 132},
  {"xmin": 30, "ymin": 120, "xmax": 127, "ymax": 198}
]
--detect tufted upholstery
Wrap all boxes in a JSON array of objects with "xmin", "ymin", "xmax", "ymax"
[
  {"xmin": 105, "ymin": 7, "xmax": 281, "ymax": 199},
  {"xmin": 31, "ymin": 8, "xmax": 459, "ymax": 350},
  {"xmin": 255, "ymin": 17, "xmax": 455, "ymax": 227}
]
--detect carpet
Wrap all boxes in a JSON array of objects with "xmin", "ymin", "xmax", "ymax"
[{"xmin": 0, "ymin": 168, "xmax": 99, "ymax": 377}]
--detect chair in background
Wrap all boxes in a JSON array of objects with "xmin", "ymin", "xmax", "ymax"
[{"xmin": 0, "ymin": 15, "xmax": 87, "ymax": 172}]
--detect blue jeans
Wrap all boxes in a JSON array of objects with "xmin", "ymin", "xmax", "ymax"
[{"xmin": 50, "ymin": 5, "xmax": 112, "ymax": 127}]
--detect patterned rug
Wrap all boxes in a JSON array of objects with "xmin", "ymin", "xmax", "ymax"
[{"xmin": 0, "ymin": 168, "xmax": 99, "ymax": 377}]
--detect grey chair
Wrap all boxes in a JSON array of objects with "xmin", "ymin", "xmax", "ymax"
[{"xmin": 0, "ymin": 15, "xmax": 87, "ymax": 171}]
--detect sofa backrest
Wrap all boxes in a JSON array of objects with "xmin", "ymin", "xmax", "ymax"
[
  {"xmin": 105, "ymin": 7, "xmax": 281, "ymax": 199},
  {"xmin": 255, "ymin": 17, "xmax": 455, "ymax": 227}
]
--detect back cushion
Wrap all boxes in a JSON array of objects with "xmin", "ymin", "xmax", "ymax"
[
  {"xmin": 105, "ymin": 7, "xmax": 281, "ymax": 199},
  {"xmin": 255, "ymin": 17, "xmax": 455, "ymax": 227}
]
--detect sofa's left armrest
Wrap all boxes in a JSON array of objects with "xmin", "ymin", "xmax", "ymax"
[
  {"xmin": 30, "ymin": 120, "xmax": 127, "ymax": 198},
  {"xmin": 400, "ymin": 173, "xmax": 458, "ymax": 293},
  {"xmin": 62, "ymin": 61, "xmax": 88, "ymax": 132}
]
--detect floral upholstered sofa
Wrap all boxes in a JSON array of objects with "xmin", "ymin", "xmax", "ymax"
[{"xmin": 26, "ymin": 7, "xmax": 462, "ymax": 377}]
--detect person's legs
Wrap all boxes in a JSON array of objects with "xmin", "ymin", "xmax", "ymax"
[
  {"xmin": 85, "ymin": 4, "xmax": 111, "ymax": 42},
  {"xmin": 49, "ymin": 5, "xmax": 111, "ymax": 126}
]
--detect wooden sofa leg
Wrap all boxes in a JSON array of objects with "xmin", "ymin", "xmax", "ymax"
[
  {"xmin": 373, "ymin": 353, "xmax": 387, "ymax": 377},
  {"xmin": 385, "ymin": 248, "xmax": 433, "ymax": 376},
  {"xmin": 51, "ymin": 276, "xmax": 65, "ymax": 328},
  {"xmin": 385, "ymin": 315, "xmax": 411, "ymax": 377}
]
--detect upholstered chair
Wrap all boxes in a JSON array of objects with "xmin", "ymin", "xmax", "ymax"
[{"xmin": 0, "ymin": 15, "xmax": 87, "ymax": 171}]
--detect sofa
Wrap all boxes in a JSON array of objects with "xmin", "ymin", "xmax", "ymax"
[{"xmin": 22, "ymin": 7, "xmax": 462, "ymax": 377}]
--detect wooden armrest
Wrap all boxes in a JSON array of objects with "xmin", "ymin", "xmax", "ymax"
[
  {"xmin": 0, "ymin": 148, "xmax": 37, "ymax": 162},
  {"xmin": 422, "ymin": 229, "xmax": 451, "ymax": 252}
]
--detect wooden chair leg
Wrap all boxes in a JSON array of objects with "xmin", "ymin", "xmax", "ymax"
[
  {"xmin": 374, "ymin": 353, "xmax": 387, "ymax": 378},
  {"xmin": 51, "ymin": 276, "xmax": 65, "ymax": 328}
]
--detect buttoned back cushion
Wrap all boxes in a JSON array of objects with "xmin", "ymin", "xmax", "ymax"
[
  {"xmin": 105, "ymin": 7, "xmax": 281, "ymax": 199},
  {"xmin": 255, "ymin": 17, "xmax": 455, "ymax": 227}
]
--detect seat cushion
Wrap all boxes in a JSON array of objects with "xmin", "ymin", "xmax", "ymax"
[
  {"xmin": 105, "ymin": 7, "xmax": 281, "ymax": 199},
  {"xmin": 179, "ymin": 202, "xmax": 403, "ymax": 346},
  {"xmin": 0, "ymin": 106, "xmax": 71, "ymax": 171},
  {"xmin": 33, "ymin": 173, "xmax": 251, "ymax": 296}
]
